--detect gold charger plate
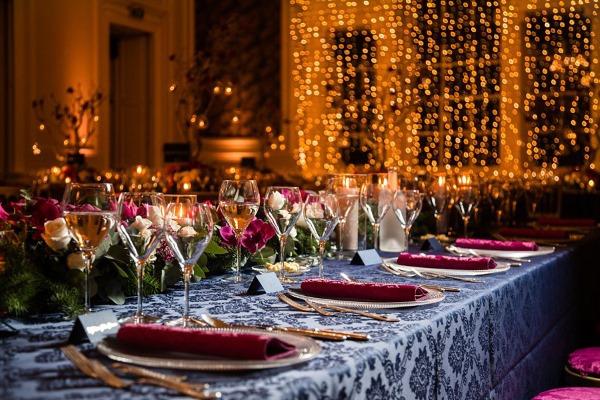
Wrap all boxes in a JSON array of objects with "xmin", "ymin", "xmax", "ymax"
[{"xmin": 97, "ymin": 327, "xmax": 321, "ymax": 371}]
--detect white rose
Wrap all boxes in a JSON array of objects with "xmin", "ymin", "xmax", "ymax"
[
  {"xmin": 41, "ymin": 218, "xmax": 72, "ymax": 251},
  {"xmin": 291, "ymin": 202, "xmax": 302, "ymax": 214},
  {"xmin": 140, "ymin": 228, "xmax": 154, "ymax": 239},
  {"xmin": 178, "ymin": 226, "xmax": 197, "ymax": 237},
  {"xmin": 268, "ymin": 191, "xmax": 286, "ymax": 210},
  {"xmin": 304, "ymin": 202, "xmax": 324, "ymax": 219},
  {"xmin": 289, "ymin": 226, "xmax": 297, "ymax": 238},
  {"xmin": 67, "ymin": 252, "xmax": 85, "ymax": 270},
  {"xmin": 147, "ymin": 206, "xmax": 164, "ymax": 227},
  {"xmin": 130, "ymin": 216, "xmax": 152, "ymax": 232}
]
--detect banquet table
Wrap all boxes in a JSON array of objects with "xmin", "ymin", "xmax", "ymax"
[{"xmin": 1, "ymin": 233, "xmax": 598, "ymax": 400}]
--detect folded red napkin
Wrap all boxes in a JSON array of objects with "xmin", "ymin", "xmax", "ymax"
[
  {"xmin": 396, "ymin": 253, "xmax": 497, "ymax": 270},
  {"xmin": 536, "ymin": 217, "xmax": 596, "ymax": 227},
  {"xmin": 454, "ymin": 238, "xmax": 538, "ymax": 251},
  {"xmin": 117, "ymin": 324, "xmax": 297, "ymax": 361},
  {"xmin": 498, "ymin": 227, "xmax": 568, "ymax": 239},
  {"xmin": 300, "ymin": 278, "xmax": 428, "ymax": 302}
]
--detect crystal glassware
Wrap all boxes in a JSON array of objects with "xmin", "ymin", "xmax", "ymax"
[
  {"xmin": 116, "ymin": 192, "xmax": 165, "ymax": 324},
  {"xmin": 303, "ymin": 193, "xmax": 339, "ymax": 278},
  {"xmin": 392, "ymin": 189, "xmax": 423, "ymax": 251},
  {"xmin": 359, "ymin": 179, "xmax": 393, "ymax": 250},
  {"xmin": 454, "ymin": 182, "xmax": 480, "ymax": 238},
  {"xmin": 263, "ymin": 186, "xmax": 303, "ymax": 283},
  {"xmin": 62, "ymin": 183, "xmax": 118, "ymax": 313},
  {"xmin": 218, "ymin": 179, "xmax": 260, "ymax": 282},
  {"xmin": 326, "ymin": 174, "xmax": 360, "ymax": 259},
  {"xmin": 164, "ymin": 202, "xmax": 213, "ymax": 327},
  {"xmin": 426, "ymin": 175, "xmax": 451, "ymax": 235}
]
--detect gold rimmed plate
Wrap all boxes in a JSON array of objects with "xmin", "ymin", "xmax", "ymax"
[
  {"xmin": 97, "ymin": 327, "xmax": 321, "ymax": 371},
  {"xmin": 287, "ymin": 287, "xmax": 445, "ymax": 310}
]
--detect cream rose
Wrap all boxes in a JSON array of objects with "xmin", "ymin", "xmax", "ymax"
[
  {"xmin": 41, "ymin": 217, "xmax": 72, "ymax": 251},
  {"xmin": 147, "ymin": 205, "xmax": 164, "ymax": 227},
  {"xmin": 268, "ymin": 191, "xmax": 286, "ymax": 210},
  {"xmin": 130, "ymin": 216, "xmax": 152, "ymax": 232},
  {"xmin": 67, "ymin": 252, "xmax": 86, "ymax": 270},
  {"xmin": 178, "ymin": 226, "xmax": 197, "ymax": 237}
]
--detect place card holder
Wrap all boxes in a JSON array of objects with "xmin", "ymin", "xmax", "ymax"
[
  {"xmin": 421, "ymin": 238, "xmax": 443, "ymax": 251},
  {"xmin": 68, "ymin": 310, "xmax": 120, "ymax": 345},
  {"xmin": 350, "ymin": 249, "xmax": 383, "ymax": 266},
  {"xmin": 246, "ymin": 272, "xmax": 285, "ymax": 295}
]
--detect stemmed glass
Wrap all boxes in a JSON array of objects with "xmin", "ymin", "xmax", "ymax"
[
  {"xmin": 392, "ymin": 189, "xmax": 423, "ymax": 251},
  {"xmin": 454, "ymin": 183, "xmax": 480, "ymax": 238},
  {"xmin": 116, "ymin": 192, "xmax": 165, "ymax": 324},
  {"xmin": 303, "ymin": 193, "xmax": 339, "ymax": 278},
  {"xmin": 359, "ymin": 179, "xmax": 392, "ymax": 250},
  {"xmin": 62, "ymin": 183, "xmax": 118, "ymax": 313},
  {"xmin": 164, "ymin": 202, "xmax": 213, "ymax": 327},
  {"xmin": 326, "ymin": 174, "xmax": 360, "ymax": 259},
  {"xmin": 218, "ymin": 179, "xmax": 260, "ymax": 282},
  {"xmin": 263, "ymin": 186, "xmax": 302, "ymax": 283},
  {"xmin": 426, "ymin": 175, "xmax": 451, "ymax": 235}
]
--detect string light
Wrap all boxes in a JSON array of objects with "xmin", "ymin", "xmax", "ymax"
[{"xmin": 288, "ymin": 0, "xmax": 599, "ymax": 179}]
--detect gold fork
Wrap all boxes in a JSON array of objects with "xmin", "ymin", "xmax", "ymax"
[{"xmin": 61, "ymin": 345, "xmax": 128, "ymax": 389}]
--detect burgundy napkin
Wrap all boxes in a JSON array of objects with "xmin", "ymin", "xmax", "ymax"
[
  {"xmin": 117, "ymin": 324, "xmax": 297, "ymax": 361},
  {"xmin": 396, "ymin": 253, "xmax": 497, "ymax": 270},
  {"xmin": 498, "ymin": 227, "xmax": 568, "ymax": 239},
  {"xmin": 536, "ymin": 217, "xmax": 596, "ymax": 227},
  {"xmin": 300, "ymin": 278, "xmax": 428, "ymax": 302},
  {"xmin": 454, "ymin": 238, "xmax": 538, "ymax": 251}
]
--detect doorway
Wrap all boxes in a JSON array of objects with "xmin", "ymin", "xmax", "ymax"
[{"xmin": 109, "ymin": 25, "xmax": 151, "ymax": 169}]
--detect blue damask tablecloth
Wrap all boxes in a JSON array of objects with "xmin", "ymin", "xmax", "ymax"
[{"xmin": 1, "ymin": 236, "xmax": 596, "ymax": 400}]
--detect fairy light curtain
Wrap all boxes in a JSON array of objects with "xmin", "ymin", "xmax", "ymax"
[{"xmin": 289, "ymin": 0, "xmax": 599, "ymax": 178}]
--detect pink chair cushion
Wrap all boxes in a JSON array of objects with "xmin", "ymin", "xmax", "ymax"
[
  {"xmin": 568, "ymin": 347, "xmax": 600, "ymax": 377},
  {"xmin": 532, "ymin": 387, "xmax": 600, "ymax": 400}
]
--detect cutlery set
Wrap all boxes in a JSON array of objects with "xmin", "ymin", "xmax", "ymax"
[{"xmin": 60, "ymin": 345, "xmax": 221, "ymax": 399}]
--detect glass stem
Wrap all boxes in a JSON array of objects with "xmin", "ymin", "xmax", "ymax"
[
  {"xmin": 404, "ymin": 226, "xmax": 411, "ymax": 252},
  {"xmin": 82, "ymin": 251, "xmax": 93, "ymax": 313},
  {"xmin": 136, "ymin": 261, "xmax": 144, "ymax": 316},
  {"xmin": 373, "ymin": 223, "xmax": 380, "ymax": 250},
  {"xmin": 463, "ymin": 217, "xmax": 470, "ymax": 238},
  {"xmin": 183, "ymin": 265, "xmax": 192, "ymax": 320},
  {"xmin": 235, "ymin": 232, "xmax": 243, "ymax": 281},
  {"xmin": 435, "ymin": 215, "xmax": 444, "ymax": 235},
  {"xmin": 337, "ymin": 220, "xmax": 346, "ymax": 259},
  {"xmin": 279, "ymin": 234, "xmax": 287, "ymax": 280},
  {"xmin": 318, "ymin": 240, "xmax": 326, "ymax": 278}
]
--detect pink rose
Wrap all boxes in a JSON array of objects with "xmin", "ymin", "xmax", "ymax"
[
  {"xmin": 120, "ymin": 202, "xmax": 138, "ymax": 220},
  {"xmin": 30, "ymin": 198, "xmax": 61, "ymax": 231},
  {"xmin": 219, "ymin": 217, "xmax": 276, "ymax": 254},
  {"xmin": 0, "ymin": 203, "xmax": 9, "ymax": 221}
]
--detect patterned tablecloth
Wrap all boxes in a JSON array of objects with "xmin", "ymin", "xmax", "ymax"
[{"xmin": 1, "ymin": 236, "xmax": 595, "ymax": 400}]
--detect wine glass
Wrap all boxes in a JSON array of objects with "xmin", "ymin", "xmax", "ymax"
[
  {"xmin": 426, "ymin": 175, "xmax": 451, "ymax": 235},
  {"xmin": 263, "ymin": 186, "xmax": 302, "ymax": 283},
  {"xmin": 359, "ymin": 179, "xmax": 392, "ymax": 250},
  {"xmin": 392, "ymin": 189, "xmax": 423, "ymax": 251},
  {"xmin": 303, "ymin": 193, "xmax": 339, "ymax": 278},
  {"xmin": 326, "ymin": 174, "xmax": 360, "ymax": 259},
  {"xmin": 164, "ymin": 202, "xmax": 213, "ymax": 327},
  {"xmin": 116, "ymin": 192, "xmax": 165, "ymax": 324},
  {"xmin": 218, "ymin": 179, "xmax": 260, "ymax": 282},
  {"xmin": 62, "ymin": 183, "xmax": 118, "ymax": 313},
  {"xmin": 454, "ymin": 183, "xmax": 480, "ymax": 238}
]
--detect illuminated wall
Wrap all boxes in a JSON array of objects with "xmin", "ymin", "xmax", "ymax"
[{"xmin": 287, "ymin": 0, "xmax": 599, "ymax": 179}]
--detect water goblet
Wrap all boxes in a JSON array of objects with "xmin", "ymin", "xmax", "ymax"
[
  {"xmin": 264, "ymin": 186, "xmax": 303, "ymax": 283},
  {"xmin": 62, "ymin": 183, "xmax": 118, "ymax": 313},
  {"xmin": 116, "ymin": 192, "xmax": 165, "ymax": 324},
  {"xmin": 326, "ymin": 174, "xmax": 360, "ymax": 259},
  {"xmin": 218, "ymin": 179, "xmax": 260, "ymax": 282},
  {"xmin": 359, "ymin": 180, "xmax": 392, "ymax": 250},
  {"xmin": 164, "ymin": 202, "xmax": 213, "ymax": 327},
  {"xmin": 454, "ymin": 184, "xmax": 480, "ymax": 238},
  {"xmin": 303, "ymin": 193, "xmax": 339, "ymax": 278},
  {"xmin": 392, "ymin": 189, "xmax": 423, "ymax": 251}
]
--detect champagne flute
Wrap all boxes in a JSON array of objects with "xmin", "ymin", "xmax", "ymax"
[
  {"xmin": 392, "ymin": 189, "xmax": 423, "ymax": 251},
  {"xmin": 164, "ymin": 202, "xmax": 213, "ymax": 327},
  {"xmin": 218, "ymin": 179, "xmax": 260, "ymax": 282},
  {"xmin": 326, "ymin": 174, "xmax": 359, "ymax": 259},
  {"xmin": 62, "ymin": 183, "xmax": 118, "ymax": 313},
  {"xmin": 263, "ymin": 186, "xmax": 302, "ymax": 283},
  {"xmin": 426, "ymin": 175, "xmax": 451, "ymax": 235},
  {"xmin": 359, "ymin": 180, "xmax": 392, "ymax": 250},
  {"xmin": 116, "ymin": 192, "xmax": 165, "ymax": 324},
  {"xmin": 303, "ymin": 193, "xmax": 339, "ymax": 278},
  {"xmin": 454, "ymin": 184, "xmax": 480, "ymax": 238}
]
